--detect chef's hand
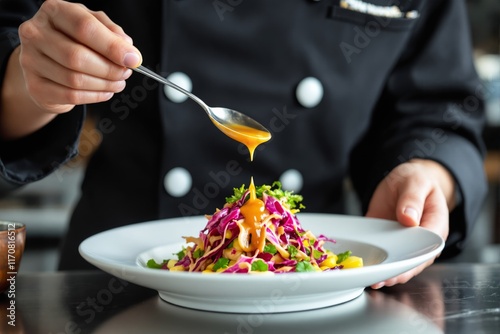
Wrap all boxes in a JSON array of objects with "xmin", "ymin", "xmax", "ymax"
[
  {"xmin": 365, "ymin": 159, "xmax": 455, "ymax": 289},
  {"xmin": 0, "ymin": 0, "xmax": 142, "ymax": 140}
]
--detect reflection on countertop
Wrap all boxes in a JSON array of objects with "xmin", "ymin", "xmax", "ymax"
[{"xmin": 90, "ymin": 291, "xmax": 442, "ymax": 334}]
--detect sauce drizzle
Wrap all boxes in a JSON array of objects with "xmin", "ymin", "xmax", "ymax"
[
  {"xmin": 213, "ymin": 122, "xmax": 271, "ymax": 161},
  {"xmin": 238, "ymin": 177, "xmax": 268, "ymax": 253}
]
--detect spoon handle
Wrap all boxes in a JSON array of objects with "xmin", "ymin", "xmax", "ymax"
[{"xmin": 132, "ymin": 66, "xmax": 208, "ymax": 111}]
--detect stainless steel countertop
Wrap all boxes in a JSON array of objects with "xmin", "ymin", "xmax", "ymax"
[{"xmin": 1, "ymin": 263, "xmax": 499, "ymax": 333}]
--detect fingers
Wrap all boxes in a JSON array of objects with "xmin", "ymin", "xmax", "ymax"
[
  {"xmin": 377, "ymin": 161, "xmax": 447, "ymax": 228},
  {"xmin": 365, "ymin": 163, "xmax": 429, "ymax": 226},
  {"xmin": 90, "ymin": 9, "xmax": 134, "ymax": 44},
  {"xmin": 17, "ymin": 0, "xmax": 140, "ymax": 112},
  {"xmin": 25, "ymin": 76, "xmax": 116, "ymax": 113},
  {"xmin": 22, "ymin": 54, "xmax": 127, "ymax": 110},
  {"xmin": 367, "ymin": 160, "xmax": 451, "ymax": 289},
  {"xmin": 39, "ymin": 0, "xmax": 142, "ymax": 68},
  {"xmin": 393, "ymin": 165, "xmax": 449, "ymax": 234},
  {"xmin": 24, "ymin": 24, "xmax": 129, "ymax": 81},
  {"xmin": 371, "ymin": 258, "xmax": 434, "ymax": 289}
]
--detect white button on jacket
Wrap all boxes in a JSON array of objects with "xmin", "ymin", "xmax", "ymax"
[
  {"xmin": 164, "ymin": 72, "xmax": 192, "ymax": 103},
  {"xmin": 296, "ymin": 77, "xmax": 324, "ymax": 108},
  {"xmin": 164, "ymin": 167, "xmax": 192, "ymax": 197}
]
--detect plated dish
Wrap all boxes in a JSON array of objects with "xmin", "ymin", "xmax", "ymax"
[
  {"xmin": 146, "ymin": 181, "xmax": 363, "ymax": 274},
  {"xmin": 79, "ymin": 212, "xmax": 444, "ymax": 313}
]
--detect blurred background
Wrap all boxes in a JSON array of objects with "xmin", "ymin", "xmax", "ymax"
[{"xmin": 1, "ymin": 0, "xmax": 499, "ymax": 272}]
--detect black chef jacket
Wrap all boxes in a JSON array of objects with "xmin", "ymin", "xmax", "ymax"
[{"xmin": 0, "ymin": 0, "xmax": 487, "ymax": 270}]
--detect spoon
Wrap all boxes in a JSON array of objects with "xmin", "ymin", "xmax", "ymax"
[{"xmin": 132, "ymin": 65, "xmax": 272, "ymax": 160}]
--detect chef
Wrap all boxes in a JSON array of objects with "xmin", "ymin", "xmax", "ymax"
[{"xmin": 0, "ymin": 0, "xmax": 487, "ymax": 288}]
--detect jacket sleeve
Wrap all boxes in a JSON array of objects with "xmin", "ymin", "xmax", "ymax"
[
  {"xmin": 0, "ymin": 0, "xmax": 85, "ymax": 197},
  {"xmin": 349, "ymin": 0, "xmax": 487, "ymax": 258}
]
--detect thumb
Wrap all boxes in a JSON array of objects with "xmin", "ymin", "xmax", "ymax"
[
  {"xmin": 396, "ymin": 190, "xmax": 426, "ymax": 227},
  {"xmin": 398, "ymin": 205, "xmax": 420, "ymax": 227}
]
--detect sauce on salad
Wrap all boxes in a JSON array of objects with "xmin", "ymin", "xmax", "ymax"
[
  {"xmin": 238, "ymin": 177, "xmax": 268, "ymax": 253},
  {"xmin": 213, "ymin": 122, "xmax": 271, "ymax": 161}
]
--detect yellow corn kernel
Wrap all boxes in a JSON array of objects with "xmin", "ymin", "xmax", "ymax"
[
  {"xmin": 166, "ymin": 259, "xmax": 178, "ymax": 269},
  {"xmin": 329, "ymin": 253, "xmax": 338, "ymax": 263},
  {"xmin": 205, "ymin": 263, "xmax": 215, "ymax": 271},
  {"xmin": 320, "ymin": 255, "xmax": 338, "ymax": 269},
  {"xmin": 302, "ymin": 239, "xmax": 310, "ymax": 248},
  {"xmin": 340, "ymin": 256, "xmax": 364, "ymax": 269},
  {"xmin": 202, "ymin": 269, "xmax": 216, "ymax": 274},
  {"xmin": 233, "ymin": 239, "xmax": 244, "ymax": 252},
  {"xmin": 169, "ymin": 265, "xmax": 186, "ymax": 271},
  {"xmin": 225, "ymin": 230, "xmax": 233, "ymax": 239}
]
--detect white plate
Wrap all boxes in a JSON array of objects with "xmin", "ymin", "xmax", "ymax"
[{"xmin": 79, "ymin": 213, "xmax": 444, "ymax": 313}]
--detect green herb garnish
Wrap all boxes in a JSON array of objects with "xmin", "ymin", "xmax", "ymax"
[
  {"xmin": 146, "ymin": 259, "xmax": 167, "ymax": 269},
  {"xmin": 212, "ymin": 258, "xmax": 230, "ymax": 271},
  {"xmin": 336, "ymin": 250, "xmax": 352, "ymax": 264},
  {"xmin": 313, "ymin": 249, "xmax": 323, "ymax": 260},
  {"xmin": 175, "ymin": 248, "xmax": 186, "ymax": 261},
  {"xmin": 263, "ymin": 244, "xmax": 277, "ymax": 255},
  {"xmin": 193, "ymin": 248, "xmax": 204, "ymax": 259},
  {"xmin": 295, "ymin": 261, "xmax": 316, "ymax": 272},
  {"xmin": 251, "ymin": 259, "xmax": 269, "ymax": 272},
  {"xmin": 287, "ymin": 245, "xmax": 298, "ymax": 259},
  {"xmin": 226, "ymin": 181, "xmax": 305, "ymax": 212}
]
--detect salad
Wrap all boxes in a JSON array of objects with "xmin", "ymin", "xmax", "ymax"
[{"xmin": 147, "ymin": 179, "xmax": 363, "ymax": 273}]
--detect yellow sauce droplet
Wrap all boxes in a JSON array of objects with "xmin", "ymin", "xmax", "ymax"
[
  {"xmin": 213, "ymin": 122, "xmax": 271, "ymax": 161},
  {"xmin": 238, "ymin": 177, "xmax": 268, "ymax": 253}
]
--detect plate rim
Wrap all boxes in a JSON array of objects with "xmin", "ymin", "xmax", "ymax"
[{"xmin": 79, "ymin": 213, "xmax": 445, "ymax": 312}]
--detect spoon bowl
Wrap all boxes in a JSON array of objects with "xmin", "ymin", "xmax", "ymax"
[
  {"xmin": 132, "ymin": 66, "xmax": 271, "ymax": 159},
  {"xmin": 209, "ymin": 107, "xmax": 269, "ymax": 133}
]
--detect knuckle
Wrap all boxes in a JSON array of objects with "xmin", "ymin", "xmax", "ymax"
[
  {"xmin": 92, "ymin": 10, "xmax": 109, "ymax": 21},
  {"xmin": 66, "ymin": 46, "xmax": 89, "ymax": 70},
  {"xmin": 39, "ymin": 0, "xmax": 58, "ymax": 16},
  {"xmin": 64, "ymin": 89, "xmax": 82, "ymax": 105},
  {"xmin": 18, "ymin": 21, "xmax": 37, "ymax": 41},
  {"xmin": 106, "ymin": 66, "xmax": 125, "ymax": 81},
  {"xmin": 76, "ymin": 3, "xmax": 89, "ymax": 11},
  {"xmin": 35, "ymin": 1, "xmax": 56, "ymax": 28},
  {"xmin": 74, "ymin": 15, "xmax": 99, "ymax": 40},
  {"xmin": 67, "ymin": 72, "xmax": 86, "ymax": 89},
  {"xmin": 105, "ymin": 37, "xmax": 125, "ymax": 61}
]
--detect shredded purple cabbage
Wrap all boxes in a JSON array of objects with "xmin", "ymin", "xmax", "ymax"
[{"xmin": 150, "ymin": 183, "xmax": 361, "ymax": 274}]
